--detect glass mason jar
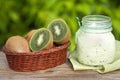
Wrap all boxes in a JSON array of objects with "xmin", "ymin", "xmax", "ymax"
[{"xmin": 76, "ymin": 15, "xmax": 115, "ymax": 66}]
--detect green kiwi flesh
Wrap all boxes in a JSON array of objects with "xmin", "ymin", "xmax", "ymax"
[
  {"xmin": 48, "ymin": 19, "xmax": 68, "ymax": 42},
  {"xmin": 29, "ymin": 28, "xmax": 51, "ymax": 52}
]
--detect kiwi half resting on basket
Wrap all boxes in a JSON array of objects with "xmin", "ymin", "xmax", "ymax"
[
  {"xmin": 48, "ymin": 19, "xmax": 70, "ymax": 44},
  {"xmin": 29, "ymin": 28, "xmax": 53, "ymax": 52}
]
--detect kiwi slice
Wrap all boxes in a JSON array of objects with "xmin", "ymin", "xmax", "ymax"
[
  {"xmin": 48, "ymin": 19, "xmax": 70, "ymax": 44},
  {"xmin": 29, "ymin": 28, "xmax": 53, "ymax": 52}
]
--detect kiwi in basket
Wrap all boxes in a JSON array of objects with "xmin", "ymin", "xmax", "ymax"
[
  {"xmin": 48, "ymin": 18, "xmax": 70, "ymax": 44},
  {"xmin": 25, "ymin": 30, "xmax": 37, "ymax": 41},
  {"xmin": 5, "ymin": 36, "xmax": 30, "ymax": 53},
  {"xmin": 29, "ymin": 28, "xmax": 53, "ymax": 52}
]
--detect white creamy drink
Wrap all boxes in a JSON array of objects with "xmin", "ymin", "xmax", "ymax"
[{"xmin": 76, "ymin": 15, "xmax": 115, "ymax": 66}]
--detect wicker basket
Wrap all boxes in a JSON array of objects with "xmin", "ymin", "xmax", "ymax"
[{"xmin": 2, "ymin": 41, "xmax": 70, "ymax": 72}]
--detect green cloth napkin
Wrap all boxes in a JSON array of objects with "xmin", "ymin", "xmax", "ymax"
[{"xmin": 69, "ymin": 40, "xmax": 120, "ymax": 73}]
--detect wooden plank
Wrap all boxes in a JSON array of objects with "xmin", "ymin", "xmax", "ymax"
[{"xmin": 0, "ymin": 52, "xmax": 120, "ymax": 80}]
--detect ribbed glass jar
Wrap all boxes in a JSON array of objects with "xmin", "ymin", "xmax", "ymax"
[{"xmin": 76, "ymin": 15, "xmax": 115, "ymax": 66}]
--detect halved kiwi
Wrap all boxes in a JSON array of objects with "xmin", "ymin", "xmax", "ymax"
[
  {"xmin": 29, "ymin": 28, "xmax": 53, "ymax": 52},
  {"xmin": 48, "ymin": 19, "xmax": 70, "ymax": 44}
]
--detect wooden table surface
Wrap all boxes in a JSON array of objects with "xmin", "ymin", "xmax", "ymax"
[{"xmin": 0, "ymin": 52, "xmax": 120, "ymax": 80}]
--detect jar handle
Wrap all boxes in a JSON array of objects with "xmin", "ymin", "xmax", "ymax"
[
  {"xmin": 75, "ymin": 29, "xmax": 80, "ymax": 44},
  {"xmin": 75, "ymin": 17, "xmax": 81, "ymax": 44},
  {"xmin": 76, "ymin": 16, "xmax": 81, "ymax": 27}
]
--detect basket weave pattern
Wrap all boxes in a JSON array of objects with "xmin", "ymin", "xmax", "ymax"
[{"xmin": 3, "ymin": 42, "xmax": 70, "ymax": 72}]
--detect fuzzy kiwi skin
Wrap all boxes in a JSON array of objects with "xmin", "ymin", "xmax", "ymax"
[
  {"xmin": 48, "ymin": 18, "xmax": 71, "ymax": 44},
  {"xmin": 29, "ymin": 28, "xmax": 53, "ymax": 52},
  {"xmin": 25, "ymin": 30, "xmax": 37, "ymax": 41},
  {"xmin": 5, "ymin": 36, "xmax": 30, "ymax": 53}
]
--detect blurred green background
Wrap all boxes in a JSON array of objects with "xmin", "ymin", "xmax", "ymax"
[{"xmin": 0, "ymin": 0, "xmax": 120, "ymax": 51}]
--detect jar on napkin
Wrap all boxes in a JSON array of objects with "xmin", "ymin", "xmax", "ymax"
[{"xmin": 76, "ymin": 15, "xmax": 115, "ymax": 66}]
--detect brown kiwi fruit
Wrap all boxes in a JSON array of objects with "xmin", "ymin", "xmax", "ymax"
[
  {"xmin": 25, "ymin": 30, "xmax": 37, "ymax": 41},
  {"xmin": 29, "ymin": 28, "xmax": 53, "ymax": 52},
  {"xmin": 5, "ymin": 36, "xmax": 30, "ymax": 53},
  {"xmin": 48, "ymin": 18, "xmax": 70, "ymax": 44}
]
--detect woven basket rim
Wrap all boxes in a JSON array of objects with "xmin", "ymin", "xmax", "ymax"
[{"xmin": 2, "ymin": 41, "xmax": 70, "ymax": 55}]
